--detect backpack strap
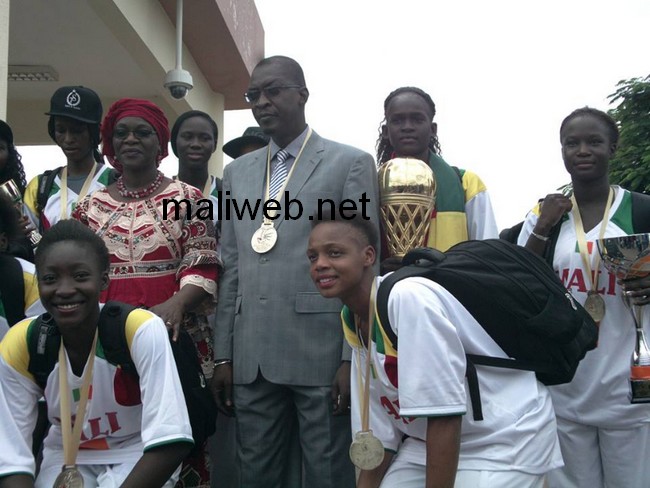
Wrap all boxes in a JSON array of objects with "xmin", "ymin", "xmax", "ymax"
[
  {"xmin": 37, "ymin": 167, "xmax": 62, "ymax": 214},
  {"xmin": 98, "ymin": 301, "xmax": 139, "ymax": 378},
  {"xmin": 498, "ymin": 221, "xmax": 524, "ymax": 244},
  {"xmin": 27, "ymin": 314, "xmax": 61, "ymax": 390},
  {"xmin": 26, "ymin": 303, "xmax": 139, "ymax": 390},
  {"xmin": 464, "ymin": 359, "xmax": 483, "ymax": 421},
  {"xmin": 36, "ymin": 167, "xmax": 63, "ymax": 233},
  {"xmin": 377, "ymin": 249, "xmax": 482, "ymax": 421},
  {"xmin": 496, "ymin": 219, "xmax": 561, "ymax": 268},
  {"xmin": 376, "ymin": 248, "xmax": 446, "ymax": 349},
  {"xmin": 378, "ymin": 265, "xmax": 488, "ymax": 421},
  {"xmin": 631, "ymin": 191, "xmax": 650, "ymax": 234},
  {"xmin": 466, "ymin": 354, "xmax": 555, "ymax": 375},
  {"xmin": 0, "ymin": 254, "xmax": 26, "ymax": 326}
]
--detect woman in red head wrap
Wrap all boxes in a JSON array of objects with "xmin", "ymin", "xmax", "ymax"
[
  {"xmin": 73, "ymin": 98, "xmax": 220, "ymax": 488},
  {"xmin": 101, "ymin": 98, "xmax": 170, "ymax": 174}
]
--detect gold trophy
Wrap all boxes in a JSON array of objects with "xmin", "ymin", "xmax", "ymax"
[
  {"xmin": 598, "ymin": 233, "xmax": 650, "ymax": 403},
  {"xmin": 0, "ymin": 180, "xmax": 41, "ymax": 247},
  {"xmin": 378, "ymin": 158, "xmax": 436, "ymax": 258}
]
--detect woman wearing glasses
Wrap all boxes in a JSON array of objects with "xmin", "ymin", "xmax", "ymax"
[{"xmin": 73, "ymin": 98, "xmax": 220, "ymax": 488}]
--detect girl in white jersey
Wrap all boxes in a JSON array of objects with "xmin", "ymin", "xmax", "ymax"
[
  {"xmin": 23, "ymin": 86, "xmax": 114, "ymax": 233},
  {"xmin": 518, "ymin": 107, "xmax": 650, "ymax": 488},
  {"xmin": 307, "ymin": 211, "xmax": 562, "ymax": 488},
  {"xmin": 0, "ymin": 219, "xmax": 193, "ymax": 487}
]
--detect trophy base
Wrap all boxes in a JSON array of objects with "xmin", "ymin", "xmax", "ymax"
[{"xmin": 630, "ymin": 379, "xmax": 650, "ymax": 404}]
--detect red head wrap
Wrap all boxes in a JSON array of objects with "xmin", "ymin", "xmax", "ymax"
[{"xmin": 101, "ymin": 98, "xmax": 170, "ymax": 172}]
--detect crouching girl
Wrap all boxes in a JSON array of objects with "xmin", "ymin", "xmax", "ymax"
[{"xmin": 0, "ymin": 219, "xmax": 193, "ymax": 487}]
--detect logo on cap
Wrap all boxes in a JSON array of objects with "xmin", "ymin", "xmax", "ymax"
[{"xmin": 65, "ymin": 89, "xmax": 81, "ymax": 109}]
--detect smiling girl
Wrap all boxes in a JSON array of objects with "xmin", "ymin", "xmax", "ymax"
[
  {"xmin": 518, "ymin": 107, "xmax": 650, "ymax": 487},
  {"xmin": 0, "ymin": 219, "xmax": 192, "ymax": 487}
]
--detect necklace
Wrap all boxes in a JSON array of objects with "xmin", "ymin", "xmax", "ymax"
[{"xmin": 117, "ymin": 170, "xmax": 164, "ymax": 199}]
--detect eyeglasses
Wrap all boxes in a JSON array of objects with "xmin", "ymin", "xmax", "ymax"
[
  {"xmin": 244, "ymin": 85, "xmax": 304, "ymax": 104},
  {"xmin": 113, "ymin": 128, "xmax": 157, "ymax": 140}
]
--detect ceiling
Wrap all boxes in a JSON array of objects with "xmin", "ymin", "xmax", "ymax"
[{"xmin": 6, "ymin": 0, "xmax": 264, "ymax": 144}]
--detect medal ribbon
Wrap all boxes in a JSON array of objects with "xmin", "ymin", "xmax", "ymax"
[
  {"xmin": 262, "ymin": 128, "xmax": 313, "ymax": 221},
  {"xmin": 59, "ymin": 164, "xmax": 98, "ymax": 221},
  {"xmin": 354, "ymin": 280, "xmax": 377, "ymax": 432},
  {"xmin": 570, "ymin": 187, "xmax": 614, "ymax": 297},
  {"xmin": 59, "ymin": 329, "xmax": 98, "ymax": 468}
]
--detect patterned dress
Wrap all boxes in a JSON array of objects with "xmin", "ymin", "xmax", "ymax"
[{"xmin": 74, "ymin": 180, "xmax": 220, "ymax": 488}]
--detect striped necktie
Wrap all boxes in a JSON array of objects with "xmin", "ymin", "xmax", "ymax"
[{"xmin": 269, "ymin": 149, "xmax": 289, "ymax": 199}]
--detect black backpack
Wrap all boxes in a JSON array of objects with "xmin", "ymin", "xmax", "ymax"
[
  {"xmin": 27, "ymin": 301, "xmax": 216, "ymax": 452},
  {"xmin": 376, "ymin": 240, "xmax": 599, "ymax": 420}
]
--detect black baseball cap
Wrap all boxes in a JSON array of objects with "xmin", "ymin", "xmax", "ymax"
[
  {"xmin": 223, "ymin": 126, "xmax": 270, "ymax": 159},
  {"xmin": 45, "ymin": 86, "xmax": 103, "ymax": 125}
]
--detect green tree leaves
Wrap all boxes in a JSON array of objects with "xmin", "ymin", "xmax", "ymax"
[{"xmin": 608, "ymin": 75, "xmax": 650, "ymax": 193}]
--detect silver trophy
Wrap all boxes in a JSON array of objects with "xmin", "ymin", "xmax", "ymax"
[
  {"xmin": 598, "ymin": 233, "xmax": 650, "ymax": 403},
  {"xmin": 0, "ymin": 180, "xmax": 41, "ymax": 247}
]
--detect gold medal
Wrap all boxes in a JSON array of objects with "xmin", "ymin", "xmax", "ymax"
[
  {"xmin": 251, "ymin": 221, "xmax": 278, "ymax": 254},
  {"xmin": 570, "ymin": 189, "xmax": 614, "ymax": 326},
  {"xmin": 584, "ymin": 291, "xmax": 606, "ymax": 322},
  {"xmin": 349, "ymin": 430, "xmax": 385, "ymax": 470},
  {"xmin": 53, "ymin": 465, "xmax": 84, "ymax": 488}
]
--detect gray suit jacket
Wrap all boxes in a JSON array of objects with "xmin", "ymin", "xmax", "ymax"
[{"xmin": 214, "ymin": 130, "xmax": 379, "ymax": 386}]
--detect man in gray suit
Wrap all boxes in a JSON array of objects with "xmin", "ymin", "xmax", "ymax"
[{"xmin": 211, "ymin": 55, "xmax": 379, "ymax": 488}]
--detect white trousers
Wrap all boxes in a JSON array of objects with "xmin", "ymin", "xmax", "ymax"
[
  {"xmin": 548, "ymin": 417, "xmax": 650, "ymax": 488},
  {"xmin": 379, "ymin": 439, "xmax": 545, "ymax": 488},
  {"xmin": 36, "ymin": 459, "xmax": 179, "ymax": 488}
]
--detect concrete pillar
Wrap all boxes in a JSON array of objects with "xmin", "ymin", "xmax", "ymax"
[{"xmin": 0, "ymin": 0, "xmax": 9, "ymax": 119}]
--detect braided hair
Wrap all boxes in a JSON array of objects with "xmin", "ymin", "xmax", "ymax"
[
  {"xmin": 560, "ymin": 107, "xmax": 619, "ymax": 146},
  {"xmin": 0, "ymin": 143, "xmax": 27, "ymax": 194},
  {"xmin": 0, "ymin": 123, "xmax": 27, "ymax": 194},
  {"xmin": 376, "ymin": 86, "xmax": 442, "ymax": 165}
]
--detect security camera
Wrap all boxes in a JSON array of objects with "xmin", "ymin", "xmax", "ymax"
[{"xmin": 164, "ymin": 69, "xmax": 193, "ymax": 99}]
